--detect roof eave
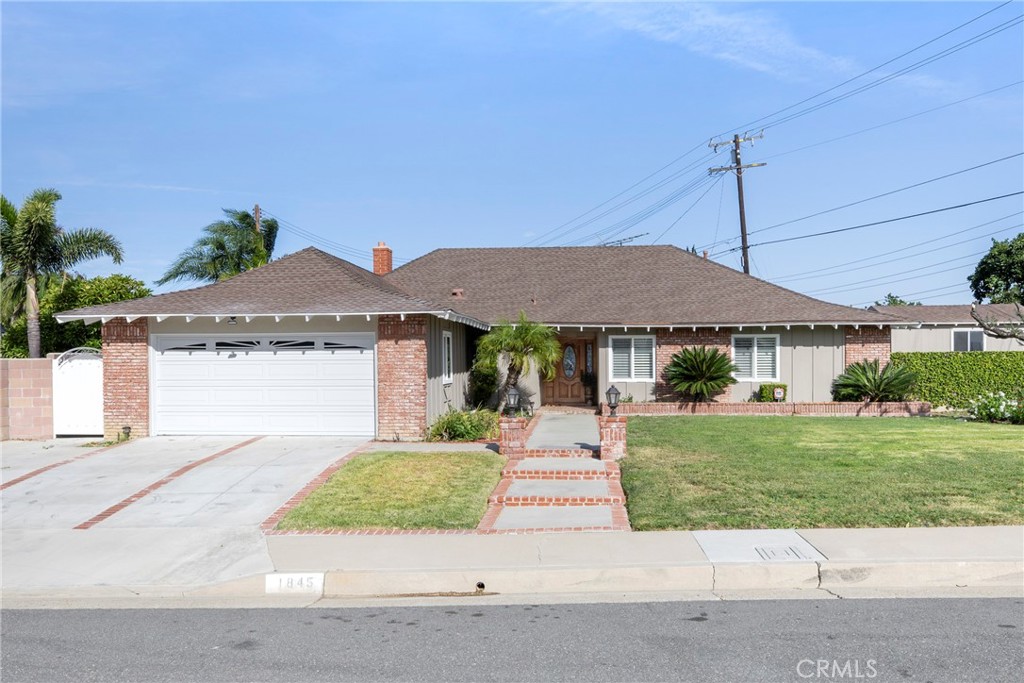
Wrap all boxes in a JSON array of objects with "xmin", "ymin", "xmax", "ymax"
[{"xmin": 55, "ymin": 310, "xmax": 491, "ymax": 330}]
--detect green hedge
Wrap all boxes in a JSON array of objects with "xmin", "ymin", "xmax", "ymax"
[{"xmin": 890, "ymin": 352, "xmax": 1024, "ymax": 408}]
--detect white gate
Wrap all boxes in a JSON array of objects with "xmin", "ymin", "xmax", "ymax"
[{"xmin": 52, "ymin": 347, "xmax": 103, "ymax": 436}]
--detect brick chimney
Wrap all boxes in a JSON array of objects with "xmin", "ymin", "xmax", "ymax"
[{"xmin": 372, "ymin": 241, "xmax": 393, "ymax": 275}]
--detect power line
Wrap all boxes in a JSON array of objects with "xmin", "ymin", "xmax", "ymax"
[
  {"xmin": 650, "ymin": 175, "xmax": 727, "ymax": 244},
  {"xmin": 759, "ymin": 81, "xmax": 1023, "ymax": 163},
  {"xmin": 717, "ymin": 1, "xmax": 1017, "ymax": 137},
  {"xmin": 713, "ymin": 192, "xmax": 1024, "ymax": 255},
  {"xmin": 774, "ymin": 221, "xmax": 1021, "ymax": 284},
  {"xmin": 850, "ymin": 281, "xmax": 969, "ymax": 307},
  {"xmin": 805, "ymin": 252, "xmax": 986, "ymax": 296},
  {"xmin": 702, "ymin": 153, "xmax": 1023, "ymax": 252}
]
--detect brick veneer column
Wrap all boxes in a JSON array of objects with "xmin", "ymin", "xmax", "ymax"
[
  {"xmin": 102, "ymin": 318, "xmax": 150, "ymax": 440},
  {"xmin": 377, "ymin": 314, "xmax": 428, "ymax": 440},
  {"xmin": 498, "ymin": 417, "xmax": 529, "ymax": 458},
  {"xmin": 598, "ymin": 416, "xmax": 627, "ymax": 461},
  {"xmin": 654, "ymin": 328, "xmax": 732, "ymax": 401},
  {"xmin": 0, "ymin": 358, "xmax": 54, "ymax": 440},
  {"xmin": 844, "ymin": 326, "xmax": 892, "ymax": 368}
]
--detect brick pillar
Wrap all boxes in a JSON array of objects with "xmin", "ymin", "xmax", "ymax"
[
  {"xmin": 498, "ymin": 417, "xmax": 528, "ymax": 458},
  {"xmin": 102, "ymin": 318, "xmax": 150, "ymax": 440},
  {"xmin": 598, "ymin": 416, "xmax": 627, "ymax": 461},
  {"xmin": 844, "ymin": 326, "xmax": 892, "ymax": 368},
  {"xmin": 377, "ymin": 314, "xmax": 428, "ymax": 440}
]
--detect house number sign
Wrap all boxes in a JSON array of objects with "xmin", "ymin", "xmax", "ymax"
[{"xmin": 265, "ymin": 573, "xmax": 324, "ymax": 594}]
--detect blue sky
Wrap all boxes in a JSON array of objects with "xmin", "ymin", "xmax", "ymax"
[{"xmin": 3, "ymin": 1, "xmax": 1022, "ymax": 307}]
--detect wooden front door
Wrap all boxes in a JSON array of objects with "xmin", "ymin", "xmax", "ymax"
[{"xmin": 543, "ymin": 337, "xmax": 595, "ymax": 405}]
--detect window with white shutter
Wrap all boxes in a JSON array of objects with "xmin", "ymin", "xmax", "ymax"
[
  {"xmin": 732, "ymin": 334, "xmax": 779, "ymax": 381},
  {"xmin": 610, "ymin": 336, "xmax": 656, "ymax": 381}
]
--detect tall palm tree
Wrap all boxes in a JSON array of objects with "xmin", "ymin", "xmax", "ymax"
[
  {"xmin": 1, "ymin": 189, "xmax": 124, "ymax": 358},
  {"xmin": 157, "ymin": 209, "xmax": 279, "ymax": 285},
  {"xmin": 475, "ymin": 311, "xmax": 561, "ymax": 411}
]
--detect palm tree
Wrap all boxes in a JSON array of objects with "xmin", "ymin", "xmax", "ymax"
[
  {"xmin": 1, "ymin": 189, "xmax": 124, "ymax": 358},
  {"xmin": 475, "ymin": 311, "xmax": 561, "ymax": 411},
  {"xmin": 156, "ymin": 209, "xmax": 279, "ymax": 285}
]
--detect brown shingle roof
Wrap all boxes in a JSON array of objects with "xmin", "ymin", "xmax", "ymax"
[
  {"xmin": 870, "ymin": 304, "xmax": 1022, "ymax": 324},
  {"xmin": 386, "ymin": 246, "xmax": 895, "ymax": 326},
  {"xmin": 57, "ymin": 247, "xmax": 451, "ymax": 319}
]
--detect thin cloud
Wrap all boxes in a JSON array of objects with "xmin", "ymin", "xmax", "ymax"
[
  {"xmin": 54, "ymin": 179, "xmax": 247, "ymax": 195},
  {"xmin": 561, "ymin": 2, "xmax": 856, "ymax": 81}
]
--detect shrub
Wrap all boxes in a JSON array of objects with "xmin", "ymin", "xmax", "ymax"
[
  {"xmin": 889, "ymin": 351, "xmax": 1024, "ymax": 408},
  {"xmin": 967, "ymin": 390, "xmax": 1024, "ymax": 424},
  {"xmin": 756, "ymin": 383, "xmax": 788, "ymax": 402},
  {"xmin": 832, "ymin": 359, "xmax": 917, "ymax": 402},
  {"xmin": 665, "ymin": 346, "xmax": 738, "ymax": 402},
  {"xmin": 427, "ymin": 409, "xmax": 500, "ymax": 442},
  {"xmin": 467, "ymin": 358, "xmax": 498, "ymax": 408}
]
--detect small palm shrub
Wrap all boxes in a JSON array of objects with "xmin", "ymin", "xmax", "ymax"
[
  {"xmin": 832, "ymin": 359, "xmax": 917, "ymax": 402},
  {"xmin": 427, "ymin": 409, "xmax": 500, "ymax": 441},
  {"xmin": 665, "ymin": 346, "xmax": 738, "ymax": 402}
]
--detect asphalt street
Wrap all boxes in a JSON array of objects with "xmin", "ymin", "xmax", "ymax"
[{"xmin": 2, "ymin": 598, "xmax": 1021, "ymax": 682}]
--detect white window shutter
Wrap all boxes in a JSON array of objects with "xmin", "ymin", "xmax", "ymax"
[
  {"xmin": 733, "ymin": 337, "xmax": 754, "ymax": 379},
  {"xmin": 612, "ymin": 338, "xmax": 632, "ymax": 379},
  {"xmin": 755, "ymin": 336, "xmax": 776, "ymax": 379},
  {"xmin": 634, "ymin": 338, "xmax": 655, "ymax": 379}
]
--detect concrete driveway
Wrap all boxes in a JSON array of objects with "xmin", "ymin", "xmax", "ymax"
[{"xmin": 1, "ymin": 435, "xmax": 365, "ymax": 593}]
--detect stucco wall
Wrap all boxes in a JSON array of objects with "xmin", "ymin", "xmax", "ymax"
[{"xmin": 891, "ymin": 326, "xmax": 1024, "ymax": 352}]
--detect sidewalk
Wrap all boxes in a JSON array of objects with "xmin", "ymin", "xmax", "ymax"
[{"xmin": 4, "ymin": 525, "xmax": 1021, "ymax": 604}]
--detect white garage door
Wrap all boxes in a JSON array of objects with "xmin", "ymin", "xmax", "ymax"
[{"xmin": 152, "ymin": 334, "xmax": 375, "ymax": 436}]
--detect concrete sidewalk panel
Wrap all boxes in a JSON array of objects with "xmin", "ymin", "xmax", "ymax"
[{"xmin": 799, "ymin": 526, "xmax": 1024, "ymax": 561}]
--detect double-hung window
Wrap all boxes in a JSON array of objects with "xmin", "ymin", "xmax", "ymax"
[
  {"xmin": 732, "ymin": 334, "xmax": 779, "ymax": 382},
  {"xmin": 952, "ymin": 329, "xmax": 984, "ymax": 352},
  {"xmin": 441, "ymin": 331, "xmax": 454, "ymax": 384},
  {"xmin": 610, "ymin": 336, "xmax": 655, "ymax": 381}
]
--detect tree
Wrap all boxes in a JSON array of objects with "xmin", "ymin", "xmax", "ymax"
[
  {"xmin": 474, "ymin": 311, "xmax": 561, "ymax": 411},
  {"xmin": 968, "ymin": 233, "xmax": 1023, "ymax": 304},
  {"xmin": 0, "ymin": 189, "xmax": 123, "ymax": 358},
  {"xmin": 157, "ymin": 209, "xmax": 279, "ymax": 285},
  {"xmin": 874, "ymin": 293, "xmax": 921, "ymax": 307},
  {"xmin": 970, "ymin": 302, "xmax": 1024, "ymax": 344},
  {"xmin": 0, "ymin": 274, "xmax": 151, "ymax": 358}
]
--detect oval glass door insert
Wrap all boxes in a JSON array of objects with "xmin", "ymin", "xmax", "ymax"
[{"xmin": 563, "ymin": 345, "xmax": 577, "ymax": 379}]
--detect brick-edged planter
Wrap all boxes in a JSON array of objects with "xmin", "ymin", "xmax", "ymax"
[{"xmin": 601, "ymin": 401, "xmax": 932, "ymax": 417}]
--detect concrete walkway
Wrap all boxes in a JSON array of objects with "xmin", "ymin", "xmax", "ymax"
[
  {"xmin": 480, "ymin": 413, "xmax": 629, "ymax": 533},
  {"xmin": 526, "ymin": 412, "xmax": 600, "ymax": 451}
]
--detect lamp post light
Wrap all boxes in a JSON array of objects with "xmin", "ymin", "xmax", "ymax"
[
  {"xmin": 606, "ymin": 385, "xmax": 621, "ymax": 417},
  {"xmin": 506, "ymin": 386, "xmax": 521, "ymax": 415}
]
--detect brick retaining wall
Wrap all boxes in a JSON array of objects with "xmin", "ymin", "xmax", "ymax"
[{"xmin": 601, "ymin": 401, "xmax": 931, "ymax": 417}]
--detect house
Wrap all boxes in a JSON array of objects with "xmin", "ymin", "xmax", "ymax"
[
  {"xmin": 57, "ymin": 243, "xmax": 898, "ymax": 440},
  {"xmin": 870, "ymin": 304, "xmax": 1024, "ymax": 352}
]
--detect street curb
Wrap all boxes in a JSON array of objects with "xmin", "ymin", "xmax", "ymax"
[{"xmin": 817, "ymin": 560, "xmax": 1024, "ymax": 589}]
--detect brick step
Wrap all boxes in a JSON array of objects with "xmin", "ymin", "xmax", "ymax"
[
  {"xmin": 487, "ymin": 478, "xmax": 624, "ymax": 505},
  {"xmin": 520, "ymin": 448, "xmax": 599, "ymax": 458},
  {"xmin": 491, "ymin": 495, "xmax": 624, "ymax": 506},
  {"xmin": 502, "ymin": 460, "xmax": 620, "ymax": 480}
]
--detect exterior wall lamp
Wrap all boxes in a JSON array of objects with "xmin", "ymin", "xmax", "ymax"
[{"xmin": 606, "ymin": 385, "xmax": 621, "ymax": 417}]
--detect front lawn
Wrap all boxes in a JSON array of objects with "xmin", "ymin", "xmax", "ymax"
[
  {"xmin": 277, "ymin": 450, "xmax": 504, "ymax": 530},
  {"xmin": 620, "ymin": 416, "xmax": 1023, "ymax": 530}
]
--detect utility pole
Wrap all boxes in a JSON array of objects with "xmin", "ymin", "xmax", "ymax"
[
  {"xmin": 253, "ymin": 203, "xmax": 261, "ymax": 236},
  {"xmin": 709, "ymin": 133, "xmax": 766, "ymax": 274}
]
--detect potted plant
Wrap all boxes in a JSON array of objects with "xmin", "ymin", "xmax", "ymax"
[{"xmin": 580, "ymin": 371, "xmax": 597, "ymax": 405}]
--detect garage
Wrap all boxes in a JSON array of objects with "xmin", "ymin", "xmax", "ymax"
[{"xmin": 151, "ymin": 333, "xmax": 375, "ymax": 436}]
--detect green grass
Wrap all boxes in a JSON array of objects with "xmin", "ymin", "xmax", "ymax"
[
  {"xmin": 277, "ymin": 451, "xmax": 505, "ymax": 530},
  {"xmin": 620, "ymin": 416, "xmax": 1024, "ymax": 530}
]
